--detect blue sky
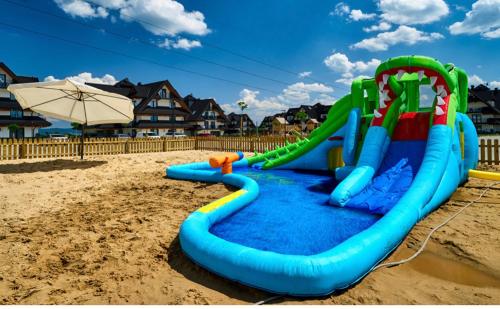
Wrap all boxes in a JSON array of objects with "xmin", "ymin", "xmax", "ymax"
[{"xmin": 1, "ymin": 0, "xmax": 499, "ymax": 127}]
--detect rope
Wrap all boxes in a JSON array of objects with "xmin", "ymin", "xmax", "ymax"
[
  {"xmin": 373, "ymin": 181, "xmax": 500, "ymax": 271},
  {"xmin": 254, "ymin": 295, "xmax": 284, "ymax": 305}
]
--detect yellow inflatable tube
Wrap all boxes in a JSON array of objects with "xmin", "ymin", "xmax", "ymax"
[{"xmin": 469, "ymin": 169, "xmax": 500, "ymax": 181}]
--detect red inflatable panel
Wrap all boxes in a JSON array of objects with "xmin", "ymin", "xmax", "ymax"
[{"xmin": 392, "ymin": 112, "xmax": 431, "ymax": 141}]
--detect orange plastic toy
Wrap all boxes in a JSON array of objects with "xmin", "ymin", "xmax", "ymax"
[{"xmin": 209, "ymin": 151, "xmax": 244, "ymax": 174}]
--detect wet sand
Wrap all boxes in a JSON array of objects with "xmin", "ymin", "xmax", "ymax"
[{"xmin": 0, "ymin": 152, "xmax": 499, "ymax": 304}]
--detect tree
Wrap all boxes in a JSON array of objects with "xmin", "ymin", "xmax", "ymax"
[
  {"xmin": 237, "ymin": 101, "xmax": 248, "ymax": 137},
  {"xmin": 295, "ymin": 110, "xmax": 308, "ymax": 134},
  {"xmin": 7, "ymin": 124, "xmax": 20, "ymax": 138},
  {"xmin": 71, "ymin": 122, "xmax": 82, "ymax": 130}
]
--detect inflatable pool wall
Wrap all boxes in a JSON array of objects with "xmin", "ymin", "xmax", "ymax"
[{"xmin": 166, "ymin": 55, "xmax": 478, "ymax": 296}]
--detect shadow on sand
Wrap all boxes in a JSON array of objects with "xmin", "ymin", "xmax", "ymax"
[{"xmin": 0, "ymin": 159, "xmax": 107, "ymax": 174}]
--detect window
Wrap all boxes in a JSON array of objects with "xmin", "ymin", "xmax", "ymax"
[
  {"xmin": 10, "ymin": 109, "xmax": 23, "ymax": 119},
  {"xmin": 419, "ymin": 85, "xmax": 435, "ymax": 109},
  {"xmin": 204, "ymin": 120, "xmax": 209, "ymax": 129},
  {"xmin": 170, "ymin": 100, "xmax": 175, "ymax": 109},
  {"xmin": 150, "ymin": 115, "xmax": 158, "ymax": 122},
  {"xmin": 148, "ymin": 100, "xmax": 157, "ymax": 108},
  {"xmin": 159, "ymin": 88, "xmax": 168, "ymax": 99},
  {"xmin": 0, "ymin": 74, "xmax": 6, "ymax": 88},
  {"xmin": 210, "ymin": 121, "xmax": 216, "ymax": 129},
  {"xmin": 471, "ymin": 114, "xmax": 482, "ymax": 124}
]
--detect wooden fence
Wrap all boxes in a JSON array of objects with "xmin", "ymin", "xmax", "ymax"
[
  {"xmin": 0, "ymin": 136, "xmax": 296, "ymax": 161},
  {"xmin": 479, "ymin": 139, "xmax": 500, "ymax": 165},
  {"xmin": 0, "ymin": 136, "xmax": 498, "ymax": 164}
]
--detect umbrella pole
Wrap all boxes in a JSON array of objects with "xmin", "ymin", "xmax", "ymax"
[{"xmin": 80, "ymin": 124, "xmax": 85, "ymax": 160}]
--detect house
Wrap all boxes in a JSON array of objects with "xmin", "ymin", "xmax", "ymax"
[
  {"xmin": 271, "ymin": 117, "xmax": 290, "ymax": 134},
  {"xmin": 306, "ymin": 118, "xmax": 320, "ymax": 132},
  {"xmin": 184, "ymin": 94, "xmax": 227, "ymax": 136},
  {"xmin": 88, "ymin": 78, "xmax": 193, "ymax": 136},
  {"xmin": 468, "ymin": 84, "xmax": 500, "ymax": 134},
  {"xmin": 258, "ymin": 116, "xmax": 274, "ymax": 134},
  {"xmin": 0, "ymin": 63, "xmax": 50, "ymax": 138},
  {"xmin": 225, "ymin": 113, "xmax": 256, "ymax": 136}
]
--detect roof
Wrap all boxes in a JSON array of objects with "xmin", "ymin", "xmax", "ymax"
[
  {"xmin": 185, "ymin": 96, "xmax": 227, "ymax": 121},
  {"xmin": 469, "ymin": 84, "xmax": 500, "ymax": 113},
  {"xmin": 273, "ymin": 117, "xmax": 288, "ymax": 124},
  {"xmin": 227, "ymin": 112, "xmax": 256, "ymax": 128},
  {"xmin": 0, "ymin": 116, "xmax": 51, "ymax": 127},
  {"xmin": 0, "ymin": 62, "xmax": 39, "ymax": 83},
  {"xmin": 88, "ymin": 78, "xmax": 191, "ymax": 115}
]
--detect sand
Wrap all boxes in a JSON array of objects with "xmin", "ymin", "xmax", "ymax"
[{"xmin": 0, "ymin": 151, "xmax": 499, "ymax": 304}]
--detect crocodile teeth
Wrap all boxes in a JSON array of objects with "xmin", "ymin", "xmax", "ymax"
[
  {"xmin": 374, "ymin": 109, "xmax": 382, "ymax": 118},
  {"xmin": 436, "ymin": 85, "xmax": 448, "ymax": 98},
  {"xmin": 382, "ymin": 74, "xmax": 389, "ymax": 84},
  {"xmin": 378, "ymin": 81, "xmax": 384, "ymax": 91},
  {"xmin": 437, "ymin": 96, "xmax": 446, "ymax": 106},
  {"xmin": 435, "ymin": 105, "xmax": 445, "ymax": 116},
  {"xmin": 430, "ymin": 76, "xmax": 438, "ymax": 87},
  {"xmin": 381, "ymin": 90, "xmax": 390, "ymax": 101},
  {"xmin": 397, "ymin": 70, "xmax": 405, "ymax": 80},
  {"xmin": 418, "ymin": 70, "xmax": 424, "ymax": 81},
  {"xmin": 436, "ymin": 85, "xmax": 444, "ymax": 95},
  {"xmin": 379, "ymin": 96, "xmax": 387, "ymax": 108}
]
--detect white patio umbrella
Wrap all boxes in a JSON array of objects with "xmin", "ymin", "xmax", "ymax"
[{"xmin": 8, "ymin": 79, "xmax": 134, "ymax": 159}]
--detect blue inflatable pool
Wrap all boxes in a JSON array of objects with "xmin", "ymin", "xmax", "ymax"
[{"xmin": 166, "ymin": 56, "xmax": 478, "ymax": 296}]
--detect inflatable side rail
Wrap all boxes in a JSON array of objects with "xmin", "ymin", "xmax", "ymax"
[{"xmin": 469, "ymin": 169, "xmax": 500, "ymax": 181}]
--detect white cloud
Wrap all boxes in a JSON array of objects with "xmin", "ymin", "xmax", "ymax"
[
  {"xmin": 331, "ymin": 2, "xmax": 350, "ymax": 16},
  {"xmin": 351, "ymin": 25, "xmax": 444, "ymax": 51},
  {"xmin": 331, "ymin": 2, "xmax": 375, "ymax": 21},
  {"xmin": 469, "ymin": 74, "xmax": 485, "ymax": 86},
  {"xmin": 335, "ymin": 73, "xmax": 371, "ymax": 86},
  {"xmin": 489, "ymin": 81, "xmax": 500, "ymax": 88},
  {"xmin": 468, "ymin": 74, "xmax": 500, "ymax": 88},
  {"xmin": 159, "ymin": 38, "xmax": 202, "ymax": 50},
  {"xmin": 298, "ymin": 71, "xmax": 312, "ymax": 78},
  {"xmin": 222, "ymin": 83, "xmax": 335, "ymax": 123},
  {"xmin": 323, "ymin": 53, "xmax": 381, "ymax": 86},
  {"xmin": 449, "ymin": 0, "xmax": 500, "ymax": 39},
  {"xmin": 379, "ymin": 0, "xmax": 449, "ymax": 25},
  {"xmin": 324, "ymin": 52, "xmax": 380, "ymax": 74},
  {"xmin": 350, "ymin": 9, "xmax": 376, "ymax": 21},
  {"xmin": 363, "ymin": 21, "xmax": 392, "ymax": 32},
  {"xmin": 44, "ymin": 72, "xmax": 117, "ymax": 85},
  {"xmin": 119, "ymin": 0, "xmax": 210, "ymax": 37},
  {"xmin": 54, "ymin": 0, "xmax": 108, "ymax": 18},
  {"xmin": 54, "ymin": 0, "xmax": 210, "ymax": 37}
]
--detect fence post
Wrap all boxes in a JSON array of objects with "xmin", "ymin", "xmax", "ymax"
[
  {"xmin": 195, "ymin": 137, "xmax": 199, "ymax": 150},
  {"xmin": 480, "ymin": 139, "xmax": 485, "ymax": 164},
  {"xmin": 20, "ymin": 143, "xmax": 27, "ymax": 159},
  {"xmin": 250, "ymin": 137, "xmax": 255, "ymax": 153},
  {"xmin": 494, "ymin": 140, "xmax": 499, "ymax": 165},
  {"xmin": 125, "ymin": 140, "xmax": 129, "ymax": 154}
]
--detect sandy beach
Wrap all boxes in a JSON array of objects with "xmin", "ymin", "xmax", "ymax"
[{"xmin": 0, "ymin": 151, "xmax": 499, "ymax": 304}]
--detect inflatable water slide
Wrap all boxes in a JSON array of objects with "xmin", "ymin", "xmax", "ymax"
[{"xmin": 166, "ymin": 55, "xmax": 479, "ymax": 296}]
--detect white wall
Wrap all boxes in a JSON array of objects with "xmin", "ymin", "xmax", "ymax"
[{"xmin": 0, "ymin": 126, "xmax": 9, "ymax": 138}]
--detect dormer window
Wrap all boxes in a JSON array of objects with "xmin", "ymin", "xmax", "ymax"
[{"xmin": 159, "ymin": 88, "xmax": 168, "ymax": 99}]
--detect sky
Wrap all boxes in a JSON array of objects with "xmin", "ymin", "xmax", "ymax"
[{"xmin": 1, "ymin": 0, "xmax": 499, "ymax": 127}]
